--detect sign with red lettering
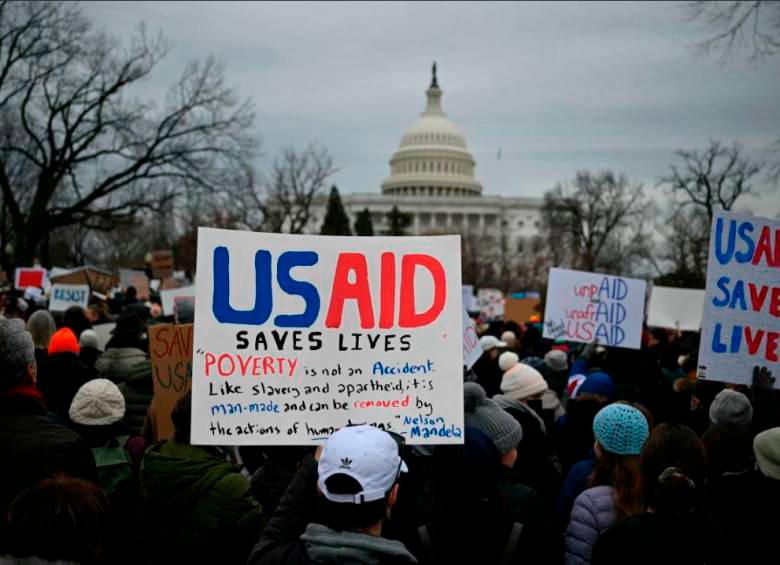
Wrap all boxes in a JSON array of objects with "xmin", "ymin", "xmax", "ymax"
[
  {"xmin": 191, "ymin": 228, "xmax": 463, "ymax": 445},
  {"xmin": 542, "ymin": 267, "xmax": 647, "ymax": 350},
  {"xmin": 698, "ymin": 211, "xmax": 779, "ymax": 387},
  {"xmin": 149, "ymin": 324, "xmax": 193, "ymax": 441},
  {"xmin": 462, "ymin": 306, "xmax": 482, "ymax": 370}
]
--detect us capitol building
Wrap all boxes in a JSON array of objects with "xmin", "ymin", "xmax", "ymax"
[{"xmin": 308, "ymin": 65, "xmax": 543, "ymax": 255}]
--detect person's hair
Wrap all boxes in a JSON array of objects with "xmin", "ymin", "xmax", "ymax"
[
  {"xmin": 589, "ymin": 449, "xmax": 644, "ymax": 522},
  {"xmin": 26, "ymin": 310, "xmax": 57, "ymax": 349},
  {"xmin": 63, "ymin": 305, "xmax": 91, "ymax": 338},
  {"xmin": 171, "ymin": 391, "xmax": 192, "ymax": 443},
  {"xmin": 318, "ymin": 474, "xmax": 390, "ymax": 531},
  {"xmin": 1, "ymin": 475, "xmax": 109, "ymax": 564},
  {"xmin": 640, "ymin": 423, "xmax": 706, "ymax": 512},
  {"xmin": 0, "ymin": 318, "xmax": 35, "ymax": 388},
  {"xmin": 701, "ymin": 422, "xmax": 753, "ymax": 479}
]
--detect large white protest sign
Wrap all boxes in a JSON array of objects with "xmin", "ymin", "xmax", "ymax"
[
  {"xmin": 542, "ymin": 268, "xmax": 647, "ymax": 350},
  {"xmin": 192, "ymin": 228, "xmax": 464, "ymax": 445},
  {"xmin": 462, "ymin": 306, "xmax": 483, "ymax": 370},
  {"xmin": 160, "ymin": 285, "xmax": 196, "ymax": 316},
  {"xmin": 49, "ymin": 284, "xmax": 90, "ymax": 312},
  {"xmin": 647, "ymin": 286, "xmax": 705, "ymax": 331},
  {"xmin": 698, "ymin": 212, "xmax": 779, "ymax": 388}
]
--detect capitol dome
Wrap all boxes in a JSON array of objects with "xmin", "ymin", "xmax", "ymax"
[{"xmin": 381, "ymin": 64, "xmax": 482, "ymax": 197}]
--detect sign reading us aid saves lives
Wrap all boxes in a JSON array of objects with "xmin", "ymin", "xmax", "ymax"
[
  {"xmin": 698, "ymin": 211, "xmax": 779, "ymax": 387},
  {"xmin": 191, "ymin": 228, "xmax": 464, "ymax": 445}
]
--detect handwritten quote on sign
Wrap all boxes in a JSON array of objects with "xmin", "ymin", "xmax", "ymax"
[
  {"xmin": 191, "ymin": 229, "xmax": 464, "ymax": 445},
  {"xmin": 542, "ymin": 268, "xmax": 646, "ymax": 350},
  {"xmin": 698, "ymin": 212, "xmax": 779, "ymax": 387}
]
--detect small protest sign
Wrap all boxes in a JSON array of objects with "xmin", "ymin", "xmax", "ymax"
[
  {"xmin": 149, "ymin": 323, "xmax": 193, "ymax": 441},
  {"xmin": 504, "ymin": 296, "xmax": 541, "ymax": 325},
  {"xmin": 462, "ymin": 306, "xmax": 483, "ymax": 370},
  {"xmin": 542, "ymin": 267, "xmax": 647, "ymax": 349},
  {"xmin": 698, "ymin": 212, "xmax": 779, "ymax": 387},
  {"xmin": 49, "ymin": 284, "xmax": 90, "ymax": 312},
  {"xmin": 191, "ymin": 228, "xmax": 463, "ymax": 445},
  {"xmin": 151, "ymin": 250, "xmax": 174, "ymax": 280},
  {"xmin": 14, "ymin": 267, "xmax": 46, "ymax": 290},
  {"xmin": 477, "ymin": 288, "xmax": 504, "ymax": 321},
  {"xmin": 647, "ymin": 286, "xmax": 705, "ymax": 331},
  {"xmin": 462, "ymin": 285, "xmax": 479, "ymax": 313},
  {"xmin": 160, "ymin": 285, "xmax": 195, "ymax": 316}
]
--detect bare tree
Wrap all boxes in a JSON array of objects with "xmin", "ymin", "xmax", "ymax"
[
  {"xmin": 655, "ymin": 204, "xmax": 711, "ymax": 288},
  {"xmin": 686, "ymin": 1, "xmax": 780, "ymax": 62},
  {"xmin": 240, "ymin": 144, "xmax": 337, "ymax": 234},
  {"xmin": 0, "ymin": 1, "xmax": 257, "ymax": 267},
  {"xmin": 542, "ymin": 170, "xmax": 653, "ymax": 275},
  {"xmin": 659, "ymin": 140, "xmax": 761, "ymax": 223}
]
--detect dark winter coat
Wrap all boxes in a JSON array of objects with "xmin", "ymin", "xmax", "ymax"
[
  {"xmin": 37, "ymin": 351, "xmax": 95, "ymax": 422},
  {"xmin": 95, "ymin": 346, "xmax": 148, "ymax": 384},
  {"xmin": 140, "ymin": 440, "xmax": 265, "ymax": 565},
  {"xmin": 0, "ymin": 385, "xmax": 96, "ymax": 512},
  {"xmin": 250, "ymin": 459, "xmax": 298, "ymax": 518},
  {"xmin": 473, "ymin": 354, "xmax": 503, "ymax": 398},
  {"xmin": 116, "ymin": 360, "xmax": 154, "ymax": 435}
]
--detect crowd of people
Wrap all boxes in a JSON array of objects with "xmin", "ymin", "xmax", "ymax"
[{"xmin": 0, "ymin": 287, "xmax": 779, "ymax": 564}]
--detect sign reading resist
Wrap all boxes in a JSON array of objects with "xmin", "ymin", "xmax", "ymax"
[
  {"xmin": 191, "ymin": 228, "xmax": 464, "ymax": 445},
  {"xmin": 49, "ymin": 284, "xmax": 90, "ymax": 312}
]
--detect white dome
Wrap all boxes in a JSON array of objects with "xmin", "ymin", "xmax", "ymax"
[{"xmin": 381, "ymin": 64, "xmax": 482, "ymax": 198}]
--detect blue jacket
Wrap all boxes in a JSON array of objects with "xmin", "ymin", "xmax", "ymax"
[{"xmin": 564, "ymin": 485, "xmax": 615, "ymax": 565}]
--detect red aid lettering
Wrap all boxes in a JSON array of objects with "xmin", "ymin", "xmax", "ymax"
[
  {"xmin": 767, "ymin": 332, "xmax": 779, "ymax": 362},
  {"xmin": 749, "ymin": 283, "xmax": 769, "ymax": 313},
  {"xmin": 770, "ymin": 287, "xmax": 780, "ymax": 318},
  {"xmin": 325, "ymin": 253, "xmax": 375, "ymax": 329},
  {"xmin": 744, "ymin": 326, "xmax": 765, "ymax": 355},
  {"xmin": 379, "ymin": 252, "xmax": 395, "ymax": 329},
  {"xmin": 752, "ymin": 226, "xmax": 779, "ymax": 267},
  {"xmin": 398, "ymin": 254, "xmax": 446, "ymax": 328}
]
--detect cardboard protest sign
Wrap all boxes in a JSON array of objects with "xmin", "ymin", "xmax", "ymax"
[
  {"xmin": 647, "ymin": 286, "xmax": 705, "ymax": 331},
  {"xmin": 160, "ymin": 285, "xmax": 196, "ymax": 316},
  {"xmin": 462, "ymin": 306, "xmax": 483, "ymax": 370},
  {"xmin": 504, "ymin": 297, "xmax": 541, "ymax": 325},
  {"xmin": 14, "ymin": 267, "xmax": 46, "ymax": 290},
  {"xmin": 698, "ymin": 212, "xmax": 779, "ymax": 387},
  {"xmin": 191, "ymin": 228, "xmax": 463, "ymax": 445},
  {"xmin": 50, "ymin": 266, "xmax": 117, "ymax": 295},
  {"xmin": 49, "ymin": 284, "xmax": 90, "ymax": 312},
  {"xmin": 542, "ymin": 267, "xmax": 647, "ymax": 349},
  {"xmin": 151, "ymin": 250, "xmax": 174, "ymax": 280},
  {"xmin": 149, "ymin": 324, "xmax": 193, "ymax": 441}
]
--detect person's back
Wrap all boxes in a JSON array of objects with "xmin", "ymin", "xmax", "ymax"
[
  {"xmin": 115, "ymin": 359, "xmax": 153, "ymax": 434},
  {"xmin": 0, "ymin": 319, "xmax": 96, "ymax": 512},
  {"xmin": 42, "ymin": 328, "xmax": 95, "ymax": 422}
]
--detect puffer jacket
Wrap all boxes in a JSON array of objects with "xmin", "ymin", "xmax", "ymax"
[
  {"xmin": 95, "ymin": 347, "xmax": 148, "ymax": 384},
  {"xmin": 116, "ymin": 361, "xmax": 154, "ymax": 434},
  {"xmin": 564, "ymin": 485, "xmax": 616, "ymax": 565}
]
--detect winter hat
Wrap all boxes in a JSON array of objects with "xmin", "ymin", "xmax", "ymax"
[
  {"xmin": 79, "ymin": 329, "xmax": 100, "ymax": 351},
  {"xmin": 69, "ymin": 379, "xmax": 126, "ymax": 426},
  {"xmin": 48, "ymin": 327, "xmax": 80, "ymax": 356},
  {"xmin": 544, "ymin": 349, "xmax": 568, "ymax": 373},
  {"xmin": 577, "ymin": 372, "xmax": 615, "ymax": 400},
  {"xmin": 501, "ymin": 331, "xmax": 517, "ymax": 346},
  {"xmin": 463, "ymin": 382, "xmax": 523, "ymax": 455},
  {"xmin": 593, "ymin": 403, "xmax": 649, "ymax": 456},
  {"xmin": 479, "ymin": 335, "xmax": 507, "ymax": 352},
  {"xmin": 709, "ymin": 389, "xmax": 753, "ymax": 428},
  {"xmin": 500, "ymin": 355, "xmax": 548, "ymax": 401},
  {"xmin": 498, "ymin": 351, "xmax": 519, "ymax": 372},
  {"xmin": 0, "ymin": 318, "xmax": 35, "ymax": 388},
  {"xmin": 753, "ymin": 427, "xmax": 780, "ymax": 481}
]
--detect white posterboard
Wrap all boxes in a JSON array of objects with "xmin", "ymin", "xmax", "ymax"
[
  {"xmin": 698, "ymin": 211, "xmax": 779, "ymax": 387},
  {"xmin": 49, "ymin": 284, "xmax": 90, "ymax": 312},
  {"xmin": 160, "ymin": 285, "xmax": 196, "ymax": 316},
  {"xmin": 478, "ymin": 288, "xmax": 504, "ymax": 321},
  {"xmin": 647, "ymin": 286, "xmax": 705, "ymax": 331},
  {"xmin": 462, "ymin": 285, "xmax": 479, "ymax": 313},
  {"xmin": 191, "ymin": 228, "xmax": 464, "ymax": 445},
  {"xmin": 462, "ymin": 306, "xmax": 483, "ymax": 370},
  {"xmin": 542, "ymin": 267, "xmax": 647, "ymax": 350}
]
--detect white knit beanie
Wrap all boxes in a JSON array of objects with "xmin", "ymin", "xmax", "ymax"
[
  {"xmin": 500, "ymin": 356, "xmax": 548, "ymax": 401},
  {"xmin": 498, "ymin": 351, "xmax": 519, "ymax": 372},
  {"xmin": 69, "ymin": 378, "xmax": 126, "ymax": 426}
]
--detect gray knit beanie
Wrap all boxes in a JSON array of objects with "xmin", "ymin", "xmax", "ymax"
[
  {"xmin": 0, "ymin": 318, "xmax": 35, "ymax": 388},
  {"xmin": 463, "ymin": 382, "xmax": 523, "ymax": 455},
  {"xmin": 709, "ymin": 389, "xmax": 753, "ymax": 428}
]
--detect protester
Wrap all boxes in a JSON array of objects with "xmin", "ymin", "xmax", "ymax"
[
  {"xmin": 80, "ymin": 328, "xmax": 103, "ymax": 370},
  {"xmin": 591, "ymin": 423, "xmax": 728, "ymax": 565},
  {"xmin": 249, "ymin": 447, "xmax": 308, "ymax": 518},
  {"xmin": 544, "ymin": 349, "xmax": 569, "ymax": 398},
  {"xmin": 708, "ymin": 389, "xmax": 753, "ymax": 429},
  {"xmin": 26, "ymin": 309, "xmax": 57, "ymax": 390},
  {"xmin": 472, "ymin": 334, "xmax": 507, "ymax": 397},
  {"xmin": 141, "ymin": 392, "xmax": 265, "ymax": 564},
  {"xmin": 63, "ymin": 305, "xmax": 92, "ymax": 339},
  {"xmin": 248, "ymin": 424, "xmax": 415, "ymax": 565},
  {"xmin": 0, "ymin": 475, "xmax": 110, "ymax": 564},
  {"xmin": 565, "ymin": 403, "xmax": 648, "ymax": 565},
  {"xmin": 40, "ymin": 327, "xmax": 95, "ymax": 422},
  {"xmin": 0, "ymin": 318, "xmax": 96, "ymax": 511}
]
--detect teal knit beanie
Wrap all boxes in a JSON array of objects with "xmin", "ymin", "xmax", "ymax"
[{"xmin": 593, "ymin": 403, "xmax": 649, "ymax": 456}]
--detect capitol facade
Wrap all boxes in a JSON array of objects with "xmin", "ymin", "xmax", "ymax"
[{"xmin": 308, "ymin": 66, "xmax": 544, "ymax": 257}]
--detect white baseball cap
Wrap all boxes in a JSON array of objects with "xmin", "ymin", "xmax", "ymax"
[
  {"xmin": 479, "ymin": 335, "xmax": 508, "ymax": 351},
  {"xmin": 317, "ymin": 425, "xmax": 408, "ymax": 504}
]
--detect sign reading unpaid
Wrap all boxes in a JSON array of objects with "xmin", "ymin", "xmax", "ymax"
[
  {"xmin": 191, "ymin": 228, "xmax": 464, "ymax": 445},
  {"xmin": 543, "ymin": 267, "xmax": 647, "ymax": 349},
  {"xmin": 698, "ymin": 211, "xmax": 779, "ymax": 387}
]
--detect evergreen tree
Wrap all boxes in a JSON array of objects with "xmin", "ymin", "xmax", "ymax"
[
  {"xmin": 384, "ymin": 206, "xmax": 412, "ymax": 236},
  {"xmin": 320, "ymin": 185, "xmax": 352, "ymax": 235},
  {"xmin": 354, "ymin": 208, "xmax": 375, "ymax": 236}
]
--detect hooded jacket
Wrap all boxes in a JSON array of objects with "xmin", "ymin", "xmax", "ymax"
[
  {"xmin": 140, "ymin": 440, "xmax": 265, "ymax": 564},
  {"xmin": 116, "ymin": 360, "xmax": 154, "ymax": 434},
  {"xmin": 565, "ymin": 485, "xmax": 616, "ymax": 565},
  {"xmin": 96, "ymin": 347, "xmax": 148, "ymax": 384}
]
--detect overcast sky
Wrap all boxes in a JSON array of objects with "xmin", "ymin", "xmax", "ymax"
[{"xmin": 84, "ymin": 1, "xmax": 780, "ymax": 216}]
